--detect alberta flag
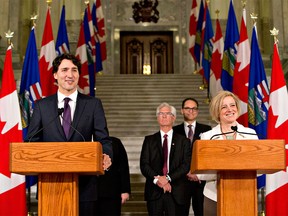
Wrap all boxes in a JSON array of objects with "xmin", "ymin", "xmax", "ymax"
[
  {"xmin": 221, "ymin": 0, "xmax": 239, "ymax": 91},
  {"xmin": 55, "ymin": 5, "xmax": 70, "ymax": 55},
  {"xmin": 248, "ymin": 26, "xmax": 269, "ymax": 138},
  {"xmin": 248, "ymin": 25, "xmax": 269, "ymax": 189},
  {"xmin": 19, "ymin": 27, "xmax": 42, "ymax": 139},
  {"xmin": 201, "ymin": 1, "xmax": 214, "ymax": 84},
  {"xmin": 19, "ymin": 27, "xmax": 42, "ymax": 188}
]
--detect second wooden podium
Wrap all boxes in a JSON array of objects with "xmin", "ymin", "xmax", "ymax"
[
  {"xmin": 10, "ymin": 142, "xmax": 104, "ymax": 216},
  {"xmin": 191, "ymin": 139, "xmax": 285, "ymax": 216}
]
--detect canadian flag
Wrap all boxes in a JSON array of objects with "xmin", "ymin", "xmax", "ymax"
[
  {"xmin": 209, "ymin": 18, "xmax": 223, "ymax": 98},
  {"xmin": 265, "ymin": 41, "xmax": 288, "ymax": 216},
  {"xmin": 233, "ymin": 7, "xmax": 250, "ymax": 127},
  {"xmin": 76, "ymin": 21, "xmax": 90, "ymax": 95},
  {"xmin": 188, "ymin": 0, "xmax": 198, "ymax": 63},
  {"xmin": 0, "ymin": 46, "xmax": 27, "ymax": 215},
  {"xmin": 39, "ymin": 7, "xmax": 57, "ymax": 97},
  {"xmin": 92, "ymin": 0, "xmax": 107, "ymax": 61}
]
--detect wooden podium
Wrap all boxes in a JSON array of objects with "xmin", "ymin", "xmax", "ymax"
[
  {"xmin": 10, "ymin": 142, "xmax": 104, "ymax": 216},
  {"xmin": 191, "ymin": 139, "xmax": 285, "ymax": 216}
]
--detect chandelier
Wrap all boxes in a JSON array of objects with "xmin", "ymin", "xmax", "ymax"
[{"xmin": 132, "ymin": 0, "xmax": 159, "ymax": 23}]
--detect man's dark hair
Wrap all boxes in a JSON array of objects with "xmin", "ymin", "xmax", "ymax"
[
  {"xmin": 181, "ymin": 97, "xmax": 199, "ymax": 108},
  {"xmin": 52, "ymin": 53, "xmax": 82, "ymax": 74}
]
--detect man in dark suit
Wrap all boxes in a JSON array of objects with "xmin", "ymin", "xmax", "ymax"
[
  {"xmin": 140, "ymin": 102, "xmax": 191, "ymax": 215},
  {"xmin": 95, "ymin": 136, "xmax": 131, "ymax": 216},
  {"xmin": 173, "ymin": 97, "xmax": 211, "ymax": 216},
  {"xmin": 26, "ymin": 53, "xmax": 113, "ymax": 216}
]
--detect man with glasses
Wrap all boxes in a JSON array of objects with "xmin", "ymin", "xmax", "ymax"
[
  {"xmin": 140, "ymin": 102, "xmax": 191, "ymax": 215},
  {"xmin": 173, "ymin": 98, "xmax": 211, "ymax": 216}
]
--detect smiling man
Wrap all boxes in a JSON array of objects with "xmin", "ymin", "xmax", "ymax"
[{"xmin": 26, "ymin": 53, "xmax": 113, "ymax": 216}]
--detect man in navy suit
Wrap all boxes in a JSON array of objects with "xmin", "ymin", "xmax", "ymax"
[
  {"xmin": 173, "ymin": 97, "xmax": 211, "ymax": 216},
  {"xmin": 26, "ymin": 53, "xmax": 112, "ymax": 216},
  {"xmin": 140, "ymin": 102, "xmax": 191, "ymax": 215}
]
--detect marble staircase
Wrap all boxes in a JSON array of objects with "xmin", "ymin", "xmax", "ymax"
[
  {"xmin": 95, "ymin": 74, "xmax": 214, "ymax": 215},
  {"xmin": 95, "ymin": 74, "xmax": 214, "ymax": 174}
]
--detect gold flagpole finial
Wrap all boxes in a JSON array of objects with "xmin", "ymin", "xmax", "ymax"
[
  {"xmin": 46, "ymin": 0, "xmax": 52, "ymax": 8},
  {"xmin": 85, "ymin": 1, "xmax": 89, "ymax": 6},
  {"xmin": 215, "ymin": 9, "xmax": 220, "ymax": 19},
  {"xmin": 241, "ymin": 0, "xmax": 247, "ymax": 9},
  {"xmin": 30, "ymin": 13, "xmax": 38, "ymax": 28},
  {"xmin": 270, "ymin": 27, "xmax": 279, "ymax": 44},
  {"xmin": 5, "ymin": 29, "xmax": 14, "ymax": 46},
  {"xmin": 250, "ymin": 13, "xmax": 258, "ymax": 26}
]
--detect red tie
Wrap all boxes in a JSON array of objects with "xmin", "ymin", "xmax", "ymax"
[{"xmin": 162, "ymin": 134, "xmax": 168, "ymax": 175}]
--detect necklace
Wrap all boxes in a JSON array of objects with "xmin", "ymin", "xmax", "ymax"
[{"xmin": 225, "ymin": 134, "xmax": 235, "ymax": 140}]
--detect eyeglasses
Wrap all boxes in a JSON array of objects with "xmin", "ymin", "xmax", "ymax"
[
  {"xmin": 157, "ymin": 112, "xmax": 174, "ymax": 117},
  {"xmin": 183, "ymin": 107, "xmax": 198, "ymax": 112}
]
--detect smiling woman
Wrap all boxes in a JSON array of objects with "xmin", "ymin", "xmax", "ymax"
[{"xmin": 195, "ymin": 90, "xmax": 259, "ymax": 215}]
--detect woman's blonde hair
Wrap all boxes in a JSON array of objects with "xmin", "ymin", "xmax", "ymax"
[{"xmin": 209, "ymin": 90, "xmax": 241, "ymax": 123}]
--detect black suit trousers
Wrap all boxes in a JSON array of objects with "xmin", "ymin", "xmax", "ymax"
[{"xmin": 147, "ymin": 193, "xmax": 187, "ymax": 216}]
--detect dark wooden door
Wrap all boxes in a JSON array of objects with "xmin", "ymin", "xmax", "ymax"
[{"xmin": 120, "ymin": 31, "xmax": 173, "ymax": 74}]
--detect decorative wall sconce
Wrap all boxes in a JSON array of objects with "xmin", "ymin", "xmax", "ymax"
[{"xmin": 132, "ymin": 0, "xmax": 159, "ymax": 23}]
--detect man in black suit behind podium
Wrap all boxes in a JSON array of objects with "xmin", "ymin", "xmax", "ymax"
[
  {"xmin": 173, "ymin": 97, "xmax": 211, "ymax": 216},
  {"xmin": 26, "ymin": 53, "xmax": 113, "ymax": 216}
]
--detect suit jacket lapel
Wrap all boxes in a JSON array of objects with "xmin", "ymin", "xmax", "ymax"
[
  {"xmin": 170, "ymin": 133, "xmax": 177, "ymax": 162},
  {"xmin": 193, "ymin": 122, "xmax": 203, "ymax": 142},
  {"xmin": 50, "ymin": 94, "xmax": 66, "ymax": 139},
  {"xmin": 155, "ymin": 132, "xmax": 163, "ymax": 159}
]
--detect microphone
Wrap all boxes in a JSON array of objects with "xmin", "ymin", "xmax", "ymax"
[
  {"xmin": 60, "ymin": 115, "xmax": 86, "ymax": 141},
  {"xmin": 230, "ymin": 125, "xmax": 261, "ymax": 138},
  {"xmin": 231, "ymin": 126, "xmax": 238, "ymax": 132},
  {"xmin": 27, "ymin": 108, "xmax": 64, "ymax": 142}
]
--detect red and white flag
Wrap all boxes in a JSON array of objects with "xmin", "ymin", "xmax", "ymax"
[
  {"xmin": 209, "ymin": 18, "xmax": 223, "ymax": 98},
  {"xmin": 39, "ymin": 7, "xmax": 57, "ymax": 97},
  {"xmin": 233, "ymin": 7, "xmax": 250, "ymax": 126},
  {"xmin": 0, "ymin": 46, "xmax": 26, "ymax": 215},
  {"xmin": 266, "ymin": 41, "xmax": 288, "ymax": 216},
  {"xmin": 76, "ymin": 21, "xmax": 90, "ymax": 95},
  {"xmin": 188, "ymin": 0, "xmax": 198, "ymax": 63},
  {"xmin": 93, "ymin": 0, "xmax": 107, "ymax": 61}
]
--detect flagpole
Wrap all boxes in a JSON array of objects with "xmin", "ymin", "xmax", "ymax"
[
  {"xmin": 25, "ymin": 14, "xmax": 39, "ymax": 216},
  {"xmin": 250, "ymin": 12, "xmax": 266, "ymax": 216}
]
